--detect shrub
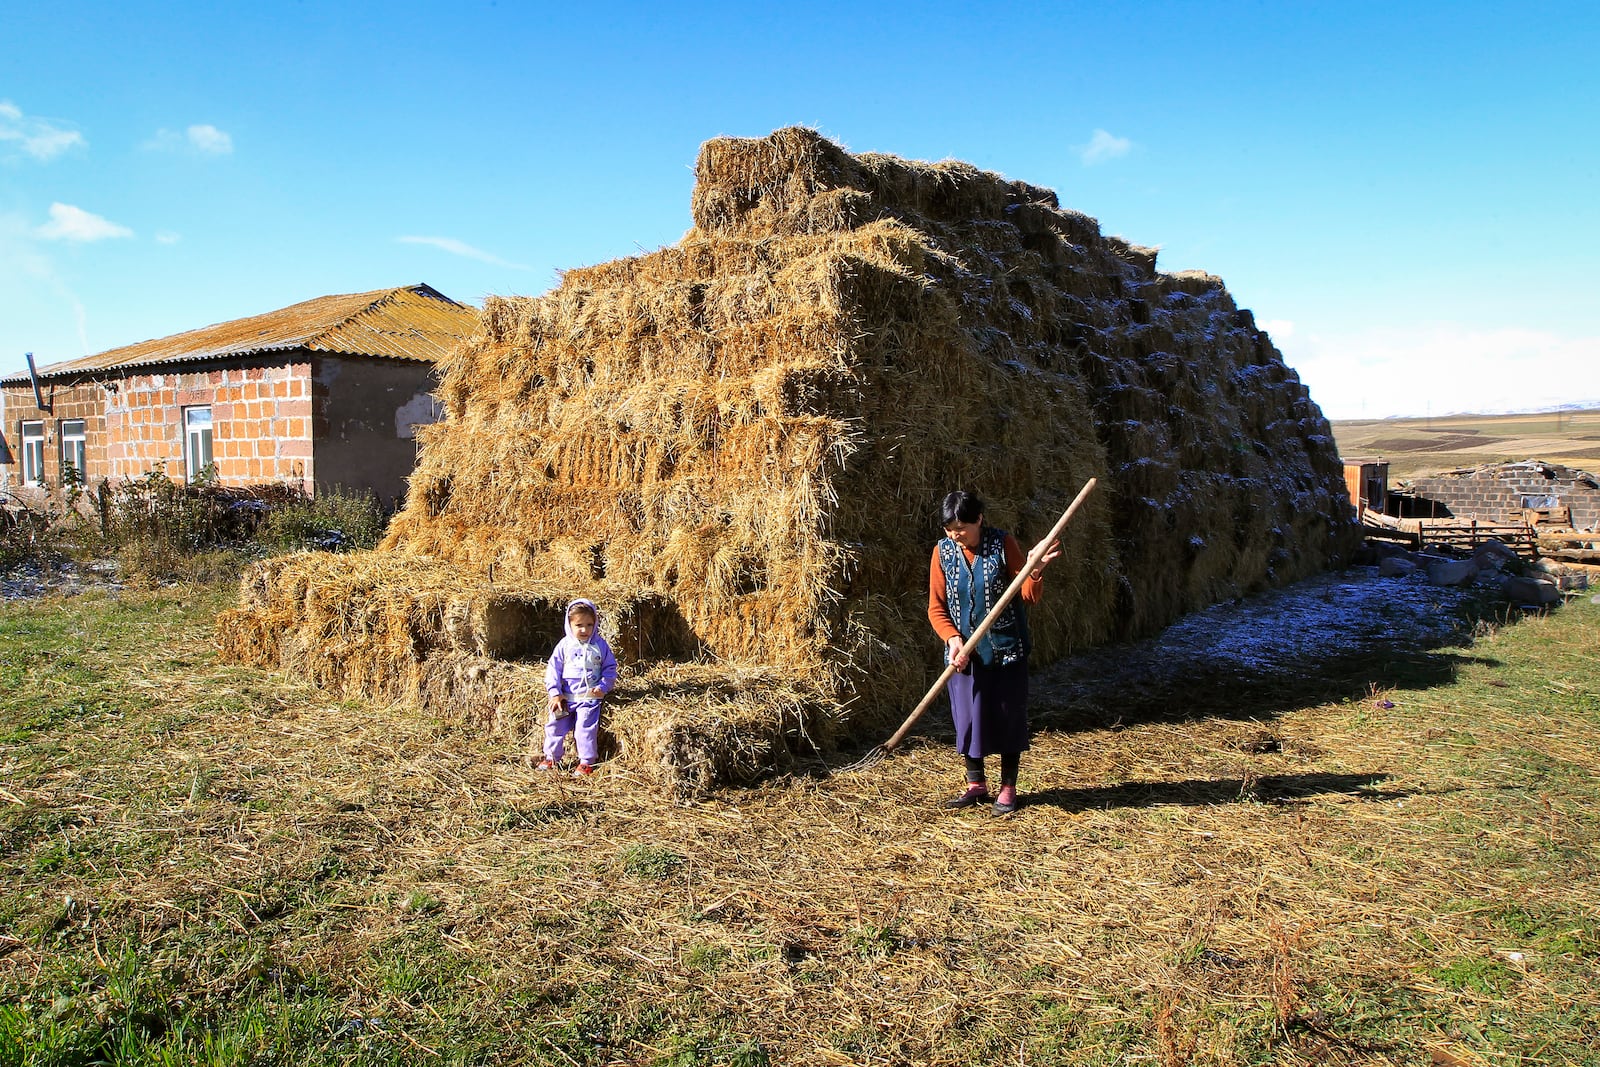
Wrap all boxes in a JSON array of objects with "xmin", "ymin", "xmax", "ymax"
[
  {"xmin": 5, "ymin": 471, "xmax": 391, "ymax": 586},
  {"xmin": 0, "ymin": 496, "xmax": 65, "ymax": 574},
  {"xmin": 257, "ymin": 486, "xmax": 387, "ymax": 553}
]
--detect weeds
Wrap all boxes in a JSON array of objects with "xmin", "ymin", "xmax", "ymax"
[
  {"xmin": 2, "ymin": 470, "xmax": 389, "ymax": 585},
  {"xmin": 621, "ymin": 844, "xmax": 686, "ymax": 880},
  {"xmin": 0, "ymin": 493, "xmax": 67, "ymax": 573},
  {"xmin": 256, "ymin": 486, "xmax": 385, "ymax": 553}
]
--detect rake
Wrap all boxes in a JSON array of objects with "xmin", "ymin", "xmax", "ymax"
[{"xmin": 840, "ymin": 477, "xmax": 1098, "ymax": 772}]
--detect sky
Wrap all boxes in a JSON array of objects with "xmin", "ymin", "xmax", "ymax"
[{"xmin": 2, "ymin": 1, "xmax": 1596, "ymax": 421}]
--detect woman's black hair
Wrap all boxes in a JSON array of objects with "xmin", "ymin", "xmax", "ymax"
[{"xmin": 940, "ymin": 491, "xmax": 985, "ymax": 527}]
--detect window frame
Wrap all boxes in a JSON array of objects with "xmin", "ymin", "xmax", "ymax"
[
  {"xmin": 20, "ymin": 420, "xmax": 46, "ymax": 486},
  {"xmin": 183, "ymin": 405, "xmax": 214, "ymax": 483},
  {"xmin": 59, "ymin": 418, "xmax": 87, "ymax": 484}
]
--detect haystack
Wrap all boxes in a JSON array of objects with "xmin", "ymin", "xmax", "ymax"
[{"xmin": 218, "ymin": 127, "xmax": 1357, "ymax": 793}]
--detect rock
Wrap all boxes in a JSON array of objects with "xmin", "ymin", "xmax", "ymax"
[
  {"xmin": 1472, "ymin": 540, "xmax": 1518, "ymax": 571},
  {"xmin": 1379, "ymin": 556, "xmax": 1418, "ymax": 578},
  {"xmin": 1558, "ymin": 573, "xmax": 1589, "ymax": 592},
  {"xmin": 1427, "ymin": 559, "xmax": 1480, "ymax": 587},
  {"xmin": 1502, "ymin": 575, "xmax": 1561, "ymax": 606},
  {"xmin": 1474, "ymin": 538, "xmax": 1519, "ymax": 564}
]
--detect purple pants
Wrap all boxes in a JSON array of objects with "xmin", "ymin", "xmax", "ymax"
[
  {"xmin": 948, "ymin": 659, "xmax": 1030, "ymax": 758},
  {"xmin": 544, "ymin": 699, "xmax": 602, "ymax": 764}
]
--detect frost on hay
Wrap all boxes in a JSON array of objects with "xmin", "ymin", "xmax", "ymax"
[{"xmin": 218, "ymin": 127, "xmax": 1357, "ymax": 793}]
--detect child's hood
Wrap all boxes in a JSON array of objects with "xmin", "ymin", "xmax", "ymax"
[{"xmin": 564, "ymin": 598, "xmax": 603, "ymax": 640}]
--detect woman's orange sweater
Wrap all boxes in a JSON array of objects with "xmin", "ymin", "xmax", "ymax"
[{"xmin": 927, "ymin": 533, "xmax": 1044, "ymax": 644}]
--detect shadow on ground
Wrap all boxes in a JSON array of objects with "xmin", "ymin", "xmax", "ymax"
[
  {"xmin": 1019, "ymin": 771, "xmax": 1401, "ymax": 813},
  {"xmin": 1030, "ymin": 648, "xmax": 1504, "ymax": 732}
]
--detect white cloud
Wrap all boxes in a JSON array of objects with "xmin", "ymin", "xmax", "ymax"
[
  {"xmin": 397, "ymin": 235, "xmax": 529, "ymax": 270},
  {"xmin": 0, "ymin": 99, "xmax": 86, "ymax": 161},
  {"xmin": 36, "ymin": 203, "xmax": 134, "ymax": 242},
  {"xmin": 1259, "ymin": 319, "xmax": 1295, "ymax": 340},
  {"xmin": 187, "ymin": 124, "xmax": 232, "ymax": 154},
  {"xmin": 144, "ymin": 124, "xmax": 234, "ymax": 155},
  {"xmin": 1282, "ymin": 323, "xmax": 1600, "ymax": 420},
  {"xmin": 1079, "ymin": 128, "xmax": 1132, "ymax": 166},
  {"xmin": 155, "ymin": 231, "xmax": 182, "ymax": 244}
]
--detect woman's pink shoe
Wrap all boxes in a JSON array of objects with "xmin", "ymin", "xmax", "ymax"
[{"xmin": 992, "ymin": 785, "xmax": 1019, "ymax": 815}]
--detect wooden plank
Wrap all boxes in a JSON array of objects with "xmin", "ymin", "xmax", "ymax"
[
  {"xmin": 1544, "ymin": 548, "xmax": 1600, "ymax": 563},
  {"xmin": 1538, "ymin": 532, "xmax": 1600, "ymax": 545}
]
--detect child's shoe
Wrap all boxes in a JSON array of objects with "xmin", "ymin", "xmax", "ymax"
[
  {"xmin": 533, "ymin": 759, "xmax": 557, "ymax": 772},
  {"xmin": 571, "ymin": 763, "xmax": 595, "ymax": 778}
]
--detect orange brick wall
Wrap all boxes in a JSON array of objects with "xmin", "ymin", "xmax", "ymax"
[
  {"xmin": 2, "ymin": 357, "xmax": 316, "ymax": 491},
  {"xmin": 103, "ymin": 361, "xmax": 316, "ymax": 487},
  {"xmin": 0, "ymin": 380, "xmax": 107, "ymax": 491}
]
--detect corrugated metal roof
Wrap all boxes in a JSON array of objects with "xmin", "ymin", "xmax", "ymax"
[{"xmin": 4, "ymin": 284, "xmax": 477, "ymax": 383}]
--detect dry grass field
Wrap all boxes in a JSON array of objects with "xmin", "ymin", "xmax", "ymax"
[
  {"xmin": 1330, "ymin": 409, "xmax": 1600, "ymax": 480},
  {"xmin": 4, "ymin": 575, "xmax": 1597, "ymax": 1065}
]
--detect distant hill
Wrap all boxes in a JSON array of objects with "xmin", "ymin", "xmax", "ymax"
[{"xmin": 1331, "ymin": 409, "xmax": 1600, "ymax": 480}]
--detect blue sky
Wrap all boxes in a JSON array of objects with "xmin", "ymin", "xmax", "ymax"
[{"xmin": 3, "ymin": 1, "xmax": 1596, "ymax": 419}]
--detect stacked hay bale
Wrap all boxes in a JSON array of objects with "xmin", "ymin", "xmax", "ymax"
[{"xmin": 219, "ymin": 127, "xmax": 1356, "ymax": 793}]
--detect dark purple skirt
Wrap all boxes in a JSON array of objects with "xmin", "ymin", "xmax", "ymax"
[{"xmin": 948, "ymin": 659, "xmax": 1030, "ymax": 758}]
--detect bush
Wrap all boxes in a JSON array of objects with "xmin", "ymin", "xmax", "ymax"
[
  {"xmin": 257, "ymin": 486, "xmax": 387, "ymax": 553},
  {"xmin": 4, "ymin": 471, "xmax": 391, "ymax": 586},
  {"xmin": 96, "ymin": 467, "xmax": 249, "ymax": 551},
  {"xmin": 0, "ymin": 496, "xmax": 66, "ymax": 574}
]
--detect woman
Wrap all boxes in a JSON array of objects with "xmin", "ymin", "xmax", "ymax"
[{"xmin": 928, "ymin": 491, "xmax": 1060, "ymax": 815}]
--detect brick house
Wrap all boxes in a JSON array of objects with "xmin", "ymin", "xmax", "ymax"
[{"xmin": 1, "ymin": 284, "xmax": 477, "ymax": 507}]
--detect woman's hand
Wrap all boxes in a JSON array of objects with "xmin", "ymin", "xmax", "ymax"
[
  {"xmin": 947, "ymin": 636, "xmax": 970, "ymax": 671},
  {"xmin": 1030, "ymin": 538, "xmax": 1063, "ymax": 580}
]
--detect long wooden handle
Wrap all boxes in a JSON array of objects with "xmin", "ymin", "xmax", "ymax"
[{"xmin": 879, "ymin": 477, "xmax": 1098, "ymax": 754}]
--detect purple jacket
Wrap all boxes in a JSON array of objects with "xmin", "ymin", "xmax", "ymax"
[{"xmin": 544, "ymin": 598, "xmax": 618, "ymax": 703}]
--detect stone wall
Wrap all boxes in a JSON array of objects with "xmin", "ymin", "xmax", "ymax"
[{"xmin": 1405, "ymin": 462, "xmax": 1600, "ymax": 530}]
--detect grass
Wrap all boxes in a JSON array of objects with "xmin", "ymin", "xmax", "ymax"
[{"xmin": 1, "ymin": 581, "xmax": 1597, "ymax": 1064}]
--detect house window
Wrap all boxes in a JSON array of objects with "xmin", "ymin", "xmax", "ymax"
[
  {"xmin": 183, "ymin": 406, "xmax": 214, "ymax": 482},
  {"xmin": 59, "ymin": 419, "xmax": 87, "ymax": 484},
  {"xmin": 20, "ymin": 420, "xmax": 45, "ymax": 486}
]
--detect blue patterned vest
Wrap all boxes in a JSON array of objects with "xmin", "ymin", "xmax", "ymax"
[{"xmin": 938, "ymin": 526, "xmax": 1031, "ymax": 668}]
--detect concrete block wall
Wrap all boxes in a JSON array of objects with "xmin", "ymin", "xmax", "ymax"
[{"xmin": 1409, "ymin": 467, "xmax": 1600, "ymax": 530}]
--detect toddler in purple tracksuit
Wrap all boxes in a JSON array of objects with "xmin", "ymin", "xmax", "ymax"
[{"xmin": 537, "ymin": 598, "xmax": 618, "ymax": 777}]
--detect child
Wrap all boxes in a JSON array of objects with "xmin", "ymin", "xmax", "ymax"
[{"xmin": 538, "ymin": 598, "xmax": 618, "ymax": 777}]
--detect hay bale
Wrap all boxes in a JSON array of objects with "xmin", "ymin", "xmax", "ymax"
[{"xmin": 218, "ymin": 127, "xmax": 1357, "ymax": 792}]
